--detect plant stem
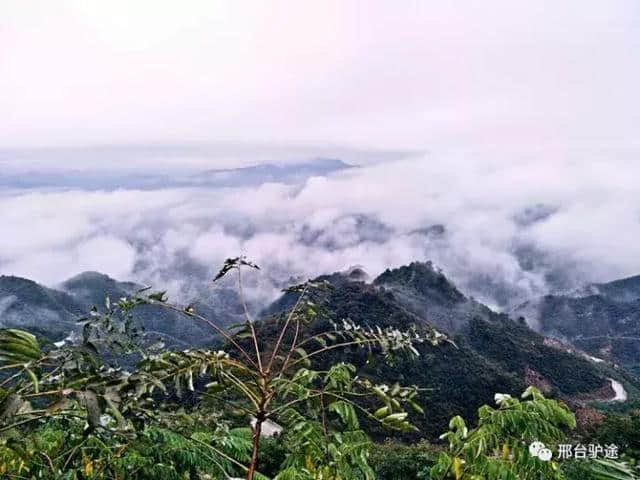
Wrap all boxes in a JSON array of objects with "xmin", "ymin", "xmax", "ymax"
[
  {"xmin": 268, "ymin": 284, "xmax": 308, "ymax": 374},
  {"xmin": 247, "ymin": 411, "xmax": 264, "ymax": 480},
  {"xmin": 237, "ymin": 267, "xmax": 264, "ymax": 374}
]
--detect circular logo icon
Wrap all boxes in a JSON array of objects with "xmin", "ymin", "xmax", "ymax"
[
  {"xmin": 529, "ymin": 441, "xmax": 545, "ymax": 457},
  {"xmin": 538, "ymin": 448, "xmax": 553, "ymax": 461}
]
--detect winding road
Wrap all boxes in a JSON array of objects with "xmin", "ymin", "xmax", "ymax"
[{"xmin": 608, "ymin": 378, "xmax": 628, "ymax": 402}]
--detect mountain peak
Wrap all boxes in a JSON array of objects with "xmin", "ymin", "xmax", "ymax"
[
  {"xmin": 343, "ymin": 265, "xmax": 370, "ymax": 282},
  {"xmin": 0, "ymin": 275, "xmax": 68, "ymax": 301},
  {"xmin": 194, "ymin": 157, "xmax": 353, "ymax": 188},
  {"xmin": 374, "ymin": 261, "xmax": 466, "ymax": 303},
  {"xmin": 0, "ymin": 275, "xmax": 84, "ymax": 338},
  {"xmin": 584, "ymin": 274, "xmax": 640, "ymax": 303},
  {"xmin": 0, "ymin": 274, "xmax": 40, "ymax": 288},
  {"xmin": 373, "ymin": 262, "xmax": 493, "ymax": 332},
  {"xmin": 59, "ymin": 271, "xmax": 141, "ymax": 308},
  {"xmin": 64, "ymin": 271, "xmax": 113, "ymax": 283}
]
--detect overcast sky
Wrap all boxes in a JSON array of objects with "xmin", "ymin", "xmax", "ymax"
[{"xmin": 2, "ymin": 0, "xmax": 639, "ymax": 151}]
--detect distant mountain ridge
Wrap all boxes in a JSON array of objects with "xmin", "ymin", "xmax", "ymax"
[
  {"xmin": 191, "ymin": 158, "xmax": 352, "ymax": 187},
  {"xmin": 0, "ymin": 275, "xmax": 84, "ymax": 339},
  {"xmin": 0, "ymin": 157, "xmax": 353, "ymax": 190},
  {"xmin": 0, "ymin": 272, "xmax": 219, "ymax": 347},
  {"xmin": 61, "ymin": 271, "xmax": 142, "ymax": 307},
  {"xmin": 513, "ymin": 274, "xmax": 640, "ymax": 365},
  {"xmin": 573, "ymin": 274, "xmax": 640, "ymax": 303}
]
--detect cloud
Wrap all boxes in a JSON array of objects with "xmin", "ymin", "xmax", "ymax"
[
  {"xmin": 3, "ymin": 2, "xmax": 640, "ymax": 317},
  {"xmin": 1, "ymin": 149, "xmax": 639, "ymax": 311}
]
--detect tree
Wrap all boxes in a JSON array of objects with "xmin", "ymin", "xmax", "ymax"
[
  {"xmin": 429, "ymin": 387, "xmax": 638, "ymax": 480},
  {"xmin": 0, "ymin": 257, "xmax": 445, "ymax": 479}
]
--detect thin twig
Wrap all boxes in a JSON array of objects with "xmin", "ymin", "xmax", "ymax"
[
  {"xmin": 237, "ymin": 267, "xmax": 264, "ymax": 375},
  {"xmin": 268, "ymin": 283, "xmax": 308, "ymax": 374},
  {"xmin": 285, "ymin": 338, "xmax": 381, "ymax": 371},
  {"xmin": 149, "ymin": 300, "xmax": 258, "ymax": 369}
]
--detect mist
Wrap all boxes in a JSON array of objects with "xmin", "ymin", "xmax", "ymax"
[{"xmin": 1, "ymin": 147, "xmax": 639, "ymax": 311}]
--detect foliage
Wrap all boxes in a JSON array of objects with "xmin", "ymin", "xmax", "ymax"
[
  {"xmin": 0, "ymin": 420, "xmax": 254, "ymax": 479},
  {"xmin": 3, "ymin": 256, "xmax": 637, "ymax": 479},
  {"xmin": 563, "ymin": 457, "xmax": 640, "ymax": 480},
  {"xmin": 587, "ymin": 411, "xmax": 640, "ymax": 460},
  {"xmin": 0, "ymin": 257, "xmax": 442, "ymax": 479},
  {"xmin": 429, "ymin": 386, "xmax": 639, "ymax": 480},
  {"xmin": 256, "ymin": 436, "xmax": 288, "ymax": 477},
  {"xmin": 466, "ymin": 317, "xmax": 607, "ymax": 396},
  {"xmin": 429, "ymin": 386, "xmax": 575, "ymax": 480},
  {"xmin": 368, "ymin": 440, "xmax": 438, "ymax": 480}
]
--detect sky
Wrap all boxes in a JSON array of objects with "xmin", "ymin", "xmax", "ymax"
[
  {"xmin": 2, "ymin": 1, "xmax": 639, "ymax": 151},
  {"xmin": 2, "ymin": 1, "xmax": 640, "ymax": 310}
]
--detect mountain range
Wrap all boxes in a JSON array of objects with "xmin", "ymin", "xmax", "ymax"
[
  {"xmin": 0, "ymin": 157, "xmax": 352, "ymax": 190},
  {"xmin": 2, "ymin": 261, "xmax": 639, "ymax": 438},
  {"xmin": 513, "ymin": 274, "xmax": 640, "ymax": 368}
]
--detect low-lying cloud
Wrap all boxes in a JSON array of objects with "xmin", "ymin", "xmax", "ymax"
[{"xmin": 1, "ymin": 148, "xmax": 639, "ymax": 310}]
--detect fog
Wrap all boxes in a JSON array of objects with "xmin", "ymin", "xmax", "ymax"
[{"xmin": 1, "ymin": 148, "xmax": 639, "ymax": 310}]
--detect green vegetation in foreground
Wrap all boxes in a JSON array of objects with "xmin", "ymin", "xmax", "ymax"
[{"xmin": 0, "ymin": 257, "xmax": 638, "ymax": 479}]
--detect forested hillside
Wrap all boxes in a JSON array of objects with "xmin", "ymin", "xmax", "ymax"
[
  {"xmin": 514, "ymin": 275, "xmax": 640, "ymax": 366},
  {"xmin": 2, "ymin": 259, "xmax": 640, "ymax": 478}
]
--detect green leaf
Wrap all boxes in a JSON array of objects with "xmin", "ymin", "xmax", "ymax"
[
  {"xmin": 374, "ymin": 406, "xmax": 390, "ymax": 419},
  {"xmin": 294, "ymin": 348, "xmax": 311, "ymax": 367},
  {"xmin": 329, "ymin": 400, "xmax": 359, "ymax": 430},
  {"xmin": 148, "ymin": 291, "xmax": 168, "ymax": 302},
  {"xmin": 24, "ymin": 368, "xmax": 39, "ymax": 393},
  {"xmin": 0, "ymin": 329, "xmax": 41, "ymax": 364}
]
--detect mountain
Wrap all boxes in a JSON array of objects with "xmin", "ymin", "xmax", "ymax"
[
  {"xmin": 61, "ymin": 271, "xmax": 142, "ymax": 307},
  {"xmin": 191, "ymin": 158, "xmax": 353, "ymax": 187},
  {"xmin": 0, "ymin": 158, "xmax": 353, "ymax": 190},
  {"xmin": 3, "ymin": 263, "xmax": 638, "ymax": 439},
  {"xmin": 263, "ymin": 263, "xmax": 639, "ymax": 438},
  {"xmin": 0, "ymin": 275, "xmax": 84, "ymax": 340},
  {"xmin": 576, "ymin": 275, "xmax": 640, "ymax": 303},
  {"xmin": 373, "ymin": 261, "xmax": 493, "ymax": 332},
  {"xmin": 0, "ymin": 272, "xmax": 222, "ymax": 347},
  {"xmin": 513, "ymin": 275, "xmax": 640, "ymax": 366},
  {"xmin": 61, "ymin": 272, "xmax": 220, "ymax": 347}
]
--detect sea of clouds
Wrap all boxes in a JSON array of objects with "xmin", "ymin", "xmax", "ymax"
[{"xmin": 1, "ymin": 147, "xmax": 639, "ymax": 311}]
